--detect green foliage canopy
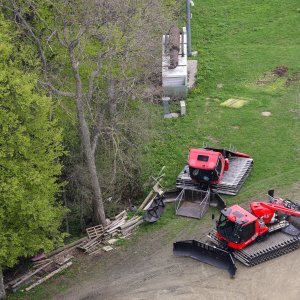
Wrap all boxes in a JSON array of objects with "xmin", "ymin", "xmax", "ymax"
[{"xmin": 0, "ymin": 15, "xmax": 65, "ymax": 268}]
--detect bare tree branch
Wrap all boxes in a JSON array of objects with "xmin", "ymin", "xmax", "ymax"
[
  {"xmin": 87, "ymin": 51, "xmax": 104, "ymax": 102},
  {"xmin": 39, "ymin": 81, "xmax": 76, "ymax": 97}
]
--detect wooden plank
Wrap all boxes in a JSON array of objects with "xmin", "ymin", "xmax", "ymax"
[
  {"xmin": 54, "ymin": 254, "xmax": 73, "ymax": 266},
  {"xmin": 157, "ymin": 166, "xmax": 166, "ymax": 177},
  {"xmin": 80, "ymin": 232, "xmax": 109, "ymax": 253},
  {"xmin": 110, "ymin": 215, "xmax": 127, "ymax": 226},
  {"xmin": 153, "ymin": 185, "xmax": 164, "ymax": 195},
  {"xmin": 88, "ymin": 248, "xmax": 102, "ymax": 256},
  {"xmin": 106, "ymin": 219, "xmax": 126, "ymax": 233},
  {"xmin": 114, "ymin": 210, "xmax": 127, "ymax": 220},
  {"xmin": 81, "ymin": 237, "xmax": 101, "ymax": 250},
  {"xmin": 12, "ymin": 261, "xmax": 53, "ymax": 289},
  {"xmin": 33, "ymin": 259, "xmax": 52, "ymax": 268},
  {"xmin": 105, "ymin": 216, "xmax": 127, "ymax": 231},
  {"xmin": 139, "ymin": 166, "xmax": 165, "ymax": 209},
  {"xmin": 139, "ymin": 167, "xmax": 165, "ymax": 210},
  {"xmin": 139, "ymin": 190, "xmax": 154, "ymax": 210},
  {"xmin": 25, "ymin": 262, "xmax": 73, "ymax": 292},
  {"xmin": 143, "ymin": 194, "xmax": 157, "ymax": 211},
  {"xmin": 121, "ymin": 219, "xmax": 143, "ymax": 235},
  {"xmin": 86, "ymin": 245, "xmax": 100, "ymax": 253},
  {"xmin": 47, "ymin": 236, "xmax": 88, "ymax": 258},
  {"xmin": 120, "ymin": 216, "xmax": 142, "ymax": 230}
]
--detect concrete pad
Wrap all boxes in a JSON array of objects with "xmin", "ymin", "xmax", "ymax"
[
  {"xmin": 187, "ymin": 60, "xmax": 198, "ymax": 89},
  {"xmin": 261, "ymin": 111, "xmax": 272, "ymax": 116},
  {"xmin": 164, "ymin": 113, "xmax": 180, "ymax": 119},
  {"xmin": 220, "ymin": 98, "xmax": 248, "ymax": 108}
]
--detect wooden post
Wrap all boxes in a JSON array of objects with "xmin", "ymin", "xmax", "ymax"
[{"xmin": 0, "ymin": 266, "xmax": 5, "ymax": 299}]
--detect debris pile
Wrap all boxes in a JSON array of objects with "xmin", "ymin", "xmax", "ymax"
[
  {"xmin": 4, "ymin": 210, "xmax": 145, "ymax": 293},
  {"xmin": 5, "ymin": 248, "xmax": 76, "ymax": 293},
  {"xmin": 140, "ymin": 166, "xmax": 167, "ymax": 223},
  {"xmin": 4, "ymin": 168, "xmax": 167, "ymax": 294},
  {"xmin": 78, "ymin": 211, "xmax": 143, "ymax": 256}
]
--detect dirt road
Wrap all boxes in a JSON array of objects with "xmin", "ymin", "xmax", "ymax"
[{"xmin": 55, "ymin": 213, "xmax": 300, "ymax": 300}]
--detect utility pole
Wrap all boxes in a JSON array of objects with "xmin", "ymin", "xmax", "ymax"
[{"xmin": 186, "ymin": 0, "xmax": 192, "ymax": 57}]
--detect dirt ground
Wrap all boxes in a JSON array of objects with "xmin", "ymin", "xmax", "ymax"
[{"xmin": 54, "ymin": 208, "xmax": 300, "ymax": 300}]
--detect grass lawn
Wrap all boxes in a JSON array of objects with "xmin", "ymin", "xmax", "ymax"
[{"xmin": 144, "ymin": 0, "xmax": 300, "ymax": 205}]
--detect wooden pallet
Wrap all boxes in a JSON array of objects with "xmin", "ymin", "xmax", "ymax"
[{"xmin": 86, "ymin": 225, "xmax": 104, "ymax": 239}]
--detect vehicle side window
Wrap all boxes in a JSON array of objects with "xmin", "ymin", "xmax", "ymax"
[
  {"xmin": 239, "ymin": 222, "xmax": 255, "ymax": 242},
  {"xmin": 216, "ymin": 158, "xmax": 222, "ymax": 175}
]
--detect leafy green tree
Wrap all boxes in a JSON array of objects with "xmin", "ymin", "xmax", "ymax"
[
  {"xmin": 0, "ymin": 15, "xmax": 65, "ymax": 298},
  {"xmin": 1, "ymin": 0, "xmax": 180, "ymax": 226}
]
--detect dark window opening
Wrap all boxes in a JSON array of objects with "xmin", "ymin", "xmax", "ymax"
[
  {"xmin": 217, "ymin": 214, "xmax": 240, "ymax": 244},
  {"xmin": 217, "ymin": 213, "xmax": 256, "ymax": 244},
  {"xmin": 239, "ymin": 222, "xmax": 255, "ymax": 242},
  {"xmin": 190, "ymin": 167, "xmax": 219, "ymax": 182},
  {"xmin": 197, "ymin": 155, "xmax": 209, "ymax": 162}
]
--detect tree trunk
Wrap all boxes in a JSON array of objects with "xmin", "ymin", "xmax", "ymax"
[
  {"xmin": 70, "ymin": 52, "xmax": 107, "ymax": 226},
  {"xmin": 75, "ymin": 96, "xmax": 107, "ymax": 226},
  {"xmin": 0, "ymin": 266, "xmax": 5, "ymax": 299}
]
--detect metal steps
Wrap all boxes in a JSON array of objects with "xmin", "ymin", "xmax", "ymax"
[{"xmin": 176, "ymin": 157, "xmax": 253, "ymax": 195}]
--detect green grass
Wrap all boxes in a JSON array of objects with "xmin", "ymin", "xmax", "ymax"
[{"xmin": 143, "ymin": 0, "xmax": 300, "ymax": 204}]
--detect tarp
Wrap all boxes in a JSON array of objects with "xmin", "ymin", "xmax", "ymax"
[{"xmin": 144, "ymin": 195, "xmax": 165, "ymax": 223}]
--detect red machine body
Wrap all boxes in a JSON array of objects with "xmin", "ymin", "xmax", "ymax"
[
  {"xmin": 188, "ymin": 148, "xmax": 249, "ymax": 185},
  {"xmin": 216, "ymin": 197, "xmax": 300, "ymax": 250}
]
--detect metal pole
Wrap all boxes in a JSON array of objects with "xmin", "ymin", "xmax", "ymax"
[{"xmin": 186, "ymin": 0, "xmax": 192, "ymax": 57}]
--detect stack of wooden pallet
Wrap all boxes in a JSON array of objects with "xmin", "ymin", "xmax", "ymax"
[
  {"xmin": 77, "ymin": 224, "xmax": 108, "ymax": 255},
  {"xmin": 78, "ymin": 211, "xmax": 143, "ymax": 256}
]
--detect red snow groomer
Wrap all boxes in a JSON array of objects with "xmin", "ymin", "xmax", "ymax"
[
  {"xmin": 177, "ymin": 147, "xmax": 253, "ymax": 195},
  {"xmin": 174, "ymin": 147, "xmax": 253, "ymax": 219},
  {"xmin": 174, "ymin": 190, "xmax": 300, "ymax": 277}
]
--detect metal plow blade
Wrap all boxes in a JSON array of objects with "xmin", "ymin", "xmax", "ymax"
[{"xmin": 173, "ymin": 240, "xmax": 237, "ymax": 278}]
